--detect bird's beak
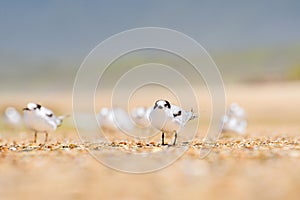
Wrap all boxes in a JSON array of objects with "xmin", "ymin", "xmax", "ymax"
[
  {"xmin": 23, "ymin": 107, "xmax": 30, "ymax": 111},
  {"xmin": 158, "ymin": 105, "xmax": 163, "ymax": 109}
]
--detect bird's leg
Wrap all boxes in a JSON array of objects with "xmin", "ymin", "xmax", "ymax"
[
  {"xmin": 161, "ymin": 132, "xmax": 167, "ymax": 145},
  {"xmin": 45, "ymin": 132, "xmax": 48, "ymax": 143},
  {"xmin": 173, "ymin": 131, "xmax": 178, "ymax": 146},
  {"xmin": 33, "ymin": 131, "xmax": 37, "ymax": 143}
]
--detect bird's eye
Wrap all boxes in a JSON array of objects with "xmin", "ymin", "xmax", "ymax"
[{"xmin": 164, "ymin": 104, "xmax": 168, "ymax": 107}]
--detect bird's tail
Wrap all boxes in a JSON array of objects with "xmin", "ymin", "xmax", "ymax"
[
  {"xmin": 57, "ymin": 114, "xmax": 70, "ymax": 127},
  {"xmin": 188, "ymin": 108, "xmax": 198, "ymax": 121}
]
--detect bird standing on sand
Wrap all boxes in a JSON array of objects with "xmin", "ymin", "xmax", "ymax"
[
  {"xmin": 149, "ymin": 100, "xmax": 197, "ymax": 146},
  {"xmin": 23, "ymin": 103, "xmax": 66, "ymax": 143}
]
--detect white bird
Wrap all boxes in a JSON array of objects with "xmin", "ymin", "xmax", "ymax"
[
  {"xmin": 149, "ymin": 100, "xmax": 197, "ymax": 145},
  {"xmin": 221, "ymin": 103, "xmax": 247, "ymax": 134},
  {"xmin": 97, "ymin": 107, "xmax": 134, "ymax": 133},
  {"xmin": 23, "ymin": 103, "xmax": 66, "ymax": 143},
  {"xmin": 131, "ymin": 107, "xmax": 152, "ymax": 128},
  {"xmin": 4, "ymin": 107, "xmax": 22, "ymax": 126},
  {"xmin": 228, "ymin": 103, "xmax": 245, "ymax": 118},
  {"xmin": 97, "ymin": 108, "xmax": 116, "ymax": 131}
]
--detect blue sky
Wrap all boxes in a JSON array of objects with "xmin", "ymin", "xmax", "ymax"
[
  {"xmin": 1, "ymin": 1, "xmax": 299, "ymax": 56},
  {"xmin": 0, "ymin": 0, "xmax": 299, "ymax": 88}
]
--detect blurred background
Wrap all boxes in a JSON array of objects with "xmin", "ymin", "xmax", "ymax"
[
  {"xmin": 1, "ymin": 1, "xmax": 300, "ymax": 200},
  {"xmin": 0, "ymin": 0, "xmax": 300, "ymax": 93}
]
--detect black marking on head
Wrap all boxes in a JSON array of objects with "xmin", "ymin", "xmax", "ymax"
[
  {"xmin": 46, "ymin": 113, "xmax": 53, "ymax": 118},
  {"xmin": 164, "ymin": 100, "xmax": 171, "ymax": 109},
  {"xmin": 154, "ymin": 100, "xmax": 162, "ymax": 109},
  {"xmin": 173, "ymin": 110, "xmax": 182, "ymax": 118},
  {"xmin": 36, "ymin": 104, "xmax": 42, "ymax": 109},
  {"xmin": 154, "ymin": 102, "xmax": 158, "ymax": 109},
  {"xmin": 154, "ymin": 100, "xmax": 171, "ymax": 109}
]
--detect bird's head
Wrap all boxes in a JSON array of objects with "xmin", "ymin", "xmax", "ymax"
[
  {"xmin": 154, "ymin": 100, "xmax": 171, "ymax": 110},
  {"xmin": 23, "ymin": 102, "xmax": 41, "ymax": 111}
]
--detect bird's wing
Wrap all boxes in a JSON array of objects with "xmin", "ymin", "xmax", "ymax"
[
  {"xmin": 40, "ymin": 107, "xmax": 54, "ymax": 118},
  {"xmin": 170, "ymin": 105, "xmax": 181, "ymax": 116},
  {"xmin": 169, "ymin": 105, "xmax": 185, "ymax": 125},
  {"xmin": 172, "ymin": 108, "xmax": 197, "ymax": 126}
]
